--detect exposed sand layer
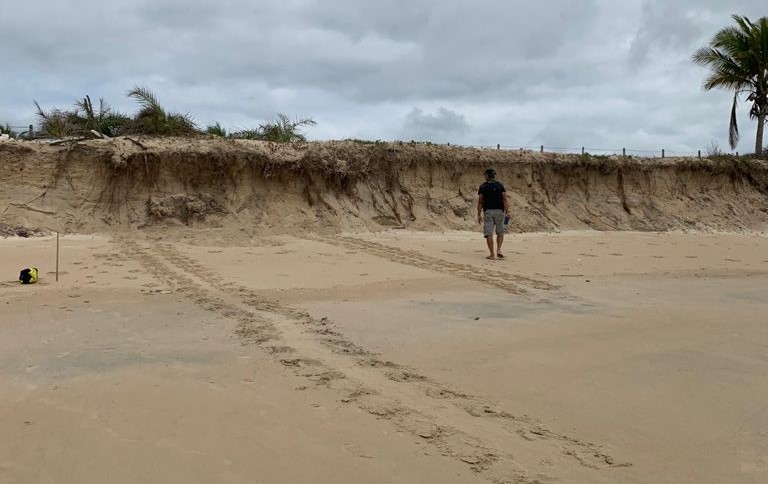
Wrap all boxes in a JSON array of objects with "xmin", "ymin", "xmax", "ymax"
[
  {"xmin": 2, "ymin": 138, "xmax": 768, "ymax": 235},
  {"xmin": 2, "ymin": 230, "xmax": 767, "ymax": 484}
]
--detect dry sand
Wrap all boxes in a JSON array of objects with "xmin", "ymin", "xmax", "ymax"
[{"xmin": 2, "ymin": 229, "xmax": 767, "ymax": 483}]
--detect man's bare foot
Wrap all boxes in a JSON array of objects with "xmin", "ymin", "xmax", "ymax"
[
  {"xmin": 486, "ymin": 255, "xmax": 496, "ymax": 260},
  {"xmin": 497, "ymin": 253, "xmax": 505, "ymax": 259}
]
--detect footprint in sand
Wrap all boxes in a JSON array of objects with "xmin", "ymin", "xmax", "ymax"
[
  {"xmin": 686, "ymin": 256, "xmax": 699, "ymax": 259},
  {"xmin": 386, "ymin": 370, "xmax": 428, "ymax": 382},
  {"xmin": 609, "ymin": 253, "xmax": 624, "ymax": 257}
]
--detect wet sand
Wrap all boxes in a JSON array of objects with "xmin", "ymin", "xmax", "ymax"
[{"xmin": 1, "ymin": 230, "xmax": 767, "ymax": 483}]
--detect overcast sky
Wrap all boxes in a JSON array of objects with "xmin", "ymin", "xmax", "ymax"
[{"xmin": 1, "ymin": 0, "xmax": 765, "ymax": 154}]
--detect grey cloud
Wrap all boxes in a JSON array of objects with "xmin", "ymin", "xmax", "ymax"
[
  {"xmin": 629, "ymin": 0, "xmax": 767, "ymax": 65},
  {"xmin": 629, "ymin": 0, "xmax": 703, "ymax": 65},
  {"xmin": 1, "ymin": 1, "xmax": 766, "ymax": 152},
  {"xmin": 403, "ymin": 107, "xmax": 470, "ymax": 142}
]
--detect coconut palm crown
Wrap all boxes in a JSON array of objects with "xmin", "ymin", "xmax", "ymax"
[{"xmin": 693, "ymin": 15, "xmax": 768, "ymax": 156}]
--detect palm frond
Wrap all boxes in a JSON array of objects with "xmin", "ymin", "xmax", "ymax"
[
  {"xmin": 255, "ymin": 113, "xmax": 311, "ymax": 142},
  {"xmin": 33, "ymin": 100, "xmax": 50, "ymax": 123},
  {"xmin": 127, "ymin": 86, "xmax": 163, "ymax": 113},
  {"xmin": 206, "ymin": 122, "xmax": 228, "ymax": 137},
  {"xmin": 732, "ymin": 15, "xmax": 755, "ymax": 36},
  {"xmin": 694, "ymin": 15, "xmax": 768, "ymax": 154},
  {"xmin": 729, "ymin": 94, "xmax": 740, "ymax": 149},
  {"xmin": 126, "ymin": 86, "xmax": 195, "ymax": 136},
  {"xmin": 230, "ymin": 129, "xmax": 261, "ymax": 140}
]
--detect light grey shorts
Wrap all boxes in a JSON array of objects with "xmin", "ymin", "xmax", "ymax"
[{"xmin": 483, "ymin": 209, "xmax": 505, "ymax": 237}]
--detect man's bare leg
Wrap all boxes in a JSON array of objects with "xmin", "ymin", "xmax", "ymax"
[
  {"xmin": 485, "ymin": 236, "xmax": 495, "ymax": 259},
  {"xmin": 496, "ymin": 234, "xmax": 505, "ymax": 258}
]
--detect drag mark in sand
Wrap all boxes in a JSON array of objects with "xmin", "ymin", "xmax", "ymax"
[
  {"xmin": 118, "ymin": 236, "xmax": 631, "ymax": 483},
  {"xmin": 315, "ymin": 235, "xmax": 558, "ymax": 296}
]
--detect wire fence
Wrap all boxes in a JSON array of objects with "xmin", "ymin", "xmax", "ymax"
[
  {"xmin": 0, "ymin": 123, "xmax": 743, "ymax": 158},
  {"xmin": 431, "ymin": 142, "xmax": 739, "ymax": 159}
]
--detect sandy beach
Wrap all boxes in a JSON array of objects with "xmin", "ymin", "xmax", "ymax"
[
  {"xmin": 2, "ymin": 229, "xmax": 767, "ymax": 484},
  {"xmin": 3, "ymin": 1, "xmax": 768, "ymax": 482}
]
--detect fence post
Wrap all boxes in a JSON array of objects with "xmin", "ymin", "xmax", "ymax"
[
  {"xmin": 28, "ymin": 125, "xmax": 33, "ymax": 140},
  {"xmin": 698, "ymin": 150, "xmax": 701, "ymax": 159},
  {"xmin": 540, "ymin": 145, "xmax": 544, "ymax": 153},
  {"xmin": 497, "ymin": 144, "xmax": 500, "ymax": 150},
  {"xmin": 581, "ymin": 147, "xmax": 585, "ymax": 155},
  {"xmin": 661, "ymin": 148, "xmax": 665, "ymax": 158},
  {"xmin": 56, "ymin": 232, "xmax": 60, "ymax": 282},
  {"xmin": 622, "ymin": 148, "xmax": 626, "ymax": 157}
]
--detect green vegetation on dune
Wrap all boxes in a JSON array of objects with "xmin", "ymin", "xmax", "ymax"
[
  {"xmin": 126, "ymin": 87, "xmax": 197, "ymax": 136},
  {"xmin": 31, "ymin": 88, "xmax": 316, "ymax": 142},
  {"xmin": 1, "ymin": 124, "xmax": 18, "ymax": 138},
  {"xmin": 230, "ymin": 113, "xmax": 317, "ymax": 142}
]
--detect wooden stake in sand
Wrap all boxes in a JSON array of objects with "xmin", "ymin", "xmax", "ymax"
[{"xmin": 56, "ymin": 232, "xmax": 60, "ymax": 282}]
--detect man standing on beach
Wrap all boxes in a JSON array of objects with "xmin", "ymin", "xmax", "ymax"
[{"xmin": 477, "ymin": 168, "xmax": 509, "ymax": 260}]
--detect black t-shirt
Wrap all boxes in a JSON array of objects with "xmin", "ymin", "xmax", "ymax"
[{"xmin": 478, "ymin": 181, "xmax": 506, "ymax": 211}]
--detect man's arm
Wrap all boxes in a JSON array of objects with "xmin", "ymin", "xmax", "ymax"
[
  {"xmin": 503, "ymin": 192, "xmax": 509, "ymax": 215},
  {"xmin": 477, "ymin": 195, "xmax": 484, "ymax": 225}
]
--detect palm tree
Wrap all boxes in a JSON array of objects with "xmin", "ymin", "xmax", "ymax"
[
  {"xmin": 230, "ymin": 113, "xmax": 317, "ymax": 142},
  {"xmin": 127, "ymin": 86, "xmax": 196, "ymax": 136},
  {"xmin": 692, "ymin": 15, "xmax": 768, "ymax": 157},
  {"xmin": 258, "ymin": 113, "xmax": 317, "ymax": 142}
]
